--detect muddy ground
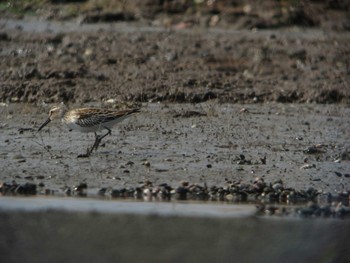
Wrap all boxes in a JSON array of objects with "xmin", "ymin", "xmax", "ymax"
[
  {"xmin": 1, "ymin": 2, "xmax": 350, "ymax": 262},
  {"xmin": 0, "ymin": 1, "xmax": 349, "ymax": 193},
  {"xmin": 0, "ymin": 1, "xmax": 350, "ymax": 105},
  {"xmin": 0, "ymin": 20, "xmax": 349, "ymax": 105},
  {"xmin": 1, "ymin": 102, "xmax": 349, "ymax": 198}
]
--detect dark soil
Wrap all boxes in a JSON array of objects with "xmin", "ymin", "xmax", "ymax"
[{"xmin": 0, "ymin": 0, "xmax": 349, "ymax": 104}]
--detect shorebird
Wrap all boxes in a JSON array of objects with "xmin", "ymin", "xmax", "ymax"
[{"xmin": 38, "ymin": 104, "xmax": 140, "ymax": 157}]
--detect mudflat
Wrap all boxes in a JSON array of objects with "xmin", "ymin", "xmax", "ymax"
[
  {"xmin": 1, "ymin": 102, "xmax": 349, "ymax": 196},
  {"xmin": 0, "ymin": 1, "xmax": 350, "ymax": 262}
]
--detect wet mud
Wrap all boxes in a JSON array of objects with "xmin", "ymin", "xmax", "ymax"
[
  {"xmin": 1, "ymin": 2, "xmax": 350, "ymax": 262},
  {"xmin": 0, "ymin": 11, "xmax": 350, "ymax": 218},
  {"xmin": 1, "ymin": 102, "xmax": 349, "ymax": 204}
]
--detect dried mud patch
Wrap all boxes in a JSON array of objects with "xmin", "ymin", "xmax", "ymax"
[{"xmin": 0, "ymin": 21, "xmax": 349, "ymax": 104}]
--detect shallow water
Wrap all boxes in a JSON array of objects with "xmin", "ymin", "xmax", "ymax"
[
  {"xmin": 1, "ymin": 198, "xmax": 349, "ymax": 263},
  {"xmin": 0, "ymin": 196, "xmax": 256, "ymax": 218}
]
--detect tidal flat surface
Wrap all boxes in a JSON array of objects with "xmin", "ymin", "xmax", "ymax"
[
  {"xmin": 1, "ymin": 4, "xmax": 350, "ymax": 261},
  {"xmin": 1, "ymin": 102, "xmax": 349, "ymax": 195}
]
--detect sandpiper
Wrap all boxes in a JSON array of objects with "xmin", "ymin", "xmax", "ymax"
[{"xmin": 38, "ymin": 104, "xmax": 140, "ymax": 157}]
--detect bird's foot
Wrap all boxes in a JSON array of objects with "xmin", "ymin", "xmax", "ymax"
[
  {"xmin": 77, "ymin": 148, "xmax": 92, "ymax": 158},
  {"xmin": 77, "ymin": 153, "xmax": 90, "ymax": 158}
]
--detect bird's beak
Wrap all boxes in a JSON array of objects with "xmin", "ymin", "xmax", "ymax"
[{"xmin": 38, "ymin": 118, "xmax": 51, "ymax": 131}]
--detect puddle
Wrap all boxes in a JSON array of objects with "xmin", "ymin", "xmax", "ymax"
[
  {"xmin": 1, "ymin": 195, "xmax": 349, "ymax": 263},
  {"xmin": 0, "ymin": 196, "xmax": 256, "ymax": 218}
]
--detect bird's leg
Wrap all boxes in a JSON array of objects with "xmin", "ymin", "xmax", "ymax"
[
  {"xmin": 78, "ymin": 132, "xmax": 99, "ymax": 158},
  {"xmin": 77, "ymin": 128, "xmax": 112, "ymax": 158},
  {"xmin": 90, "ymin": 132, "xmax": 101, "ymax": 152},
  {"xmin": 98, "ymin": 127, "xmax": 112, "ymax": 143},
  {"xmin": 91, "ymin": 128, "xmax": 112, "ymax": 152}
]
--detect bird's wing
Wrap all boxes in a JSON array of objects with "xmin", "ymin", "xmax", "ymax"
[{"xmin": 73, "ymin": 108, "xmax": 139, "ymax": 127}]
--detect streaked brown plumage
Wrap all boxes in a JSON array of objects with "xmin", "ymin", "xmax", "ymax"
[{"xmin": 38, "ymin": 104, "xmax": 140, "ymax": 157}]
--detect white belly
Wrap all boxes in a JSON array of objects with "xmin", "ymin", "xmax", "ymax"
[
  {"xmin": 63, "ymin": 117, "xmax": 126, "ymax": 133},
  {"xmin": 66, "ymin": 121, "xmax": 102, "ymax": 133}
]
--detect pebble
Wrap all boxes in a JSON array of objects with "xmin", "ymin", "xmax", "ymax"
[
  {"xmin": 73, "ymin": 183, "xmax": 87, "ymax": 196},
  {"xmin": 142, "ymin": 161, "xmax": 151, "ymax": 167},
  {"xmin": 1, "ymin": 177, "xmax": 349, "ymax": 219},
  {"xmin": 303, "ymin": 145, "xmax": 325, "ymax": 154},
  {"xmin": 300, "ymin": 164, "xmax": 316, "ymax": 169},
  {"xmin": 13, "ymin": 154, "xmax": 25, "ymax": 160}
]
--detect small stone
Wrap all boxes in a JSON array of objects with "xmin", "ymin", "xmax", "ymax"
[
  {"xmin": 334, "ymin": 172, "xmax": 342, "ymax": 177},
  {"xmin": 73, "ymin": 183, "xmax": 87, "ymax": 196},
  {"xmin": 13, "ymin": 154, "xmax": 25, "ymax": 160},
  {"xmin": 45, "ymin": 189, "xmax": 53, "ymax": 195},
  {"xmin": 225, "ymin": 194, "xmax": 233, "ymax": 201},
  {"xmin": 98, "ymin": 188, "xmax": 107, "ymax": 196},
  {"xmin": 272, "ymin": 183, "xmax": 283, "ymax": 191},
  {"xmin": 143, "ymin": 188, "xmax": 151, "ymax": 197},
  {"xmin": 175, "ymin": 187, "xmax": 188, "ymax": 200},
  {"xmin": 15, "ymin": 183, "xmax": 37, "ymax": 195},
  {"xmin": 300, "ymin": 164, "xmax": 316, "ymax": 169},
  {"xmin": 239, "ymin": 108, "xmax": 249, "ymax": 113},
  {"xmin": 143, "ymin": 161, "xmax": 151, "ymax": 167},
  {"xmin": 303, "ymin": 145, "xmax": 325, "ymax": 154}
]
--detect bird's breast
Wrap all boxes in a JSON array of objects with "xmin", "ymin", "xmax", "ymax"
[{"xmin": 64, "ymin": 118, "xmax": 100, "ymax": 133}]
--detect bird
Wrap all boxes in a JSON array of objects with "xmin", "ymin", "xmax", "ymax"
[{"xmin": 38, "ymin": 104, "xmax": 140, "ymax": 157}]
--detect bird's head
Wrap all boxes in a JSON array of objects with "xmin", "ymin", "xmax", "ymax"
[{"xmin": 38, "ymin": 104, "xmax": 68, "ymax": 131}]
